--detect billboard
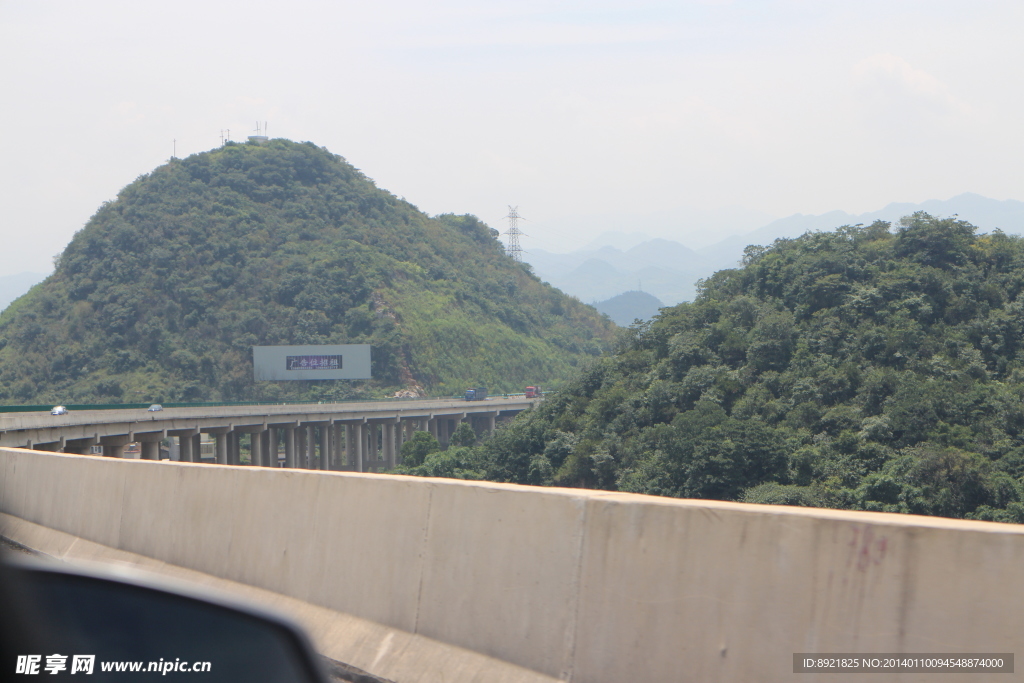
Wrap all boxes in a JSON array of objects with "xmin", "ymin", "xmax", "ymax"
[{"xmin": 252, "ymin": 344, "xmax": 372, "ymax": 381}]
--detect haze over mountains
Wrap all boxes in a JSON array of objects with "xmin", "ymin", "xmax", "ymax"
[{"xmin": 527, "ymin": 193, "xmax": 1024, "ymax": 310}]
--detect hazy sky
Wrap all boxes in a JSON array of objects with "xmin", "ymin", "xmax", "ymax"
[{"xmin": 2, "ymin": 0, "xmax": 1023, "ymax": 273}]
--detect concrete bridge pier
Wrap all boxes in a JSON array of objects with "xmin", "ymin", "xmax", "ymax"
[
  {"xmin": 252, "ymin": 430, "xmax": 261, "ymax": 466},
  {"xmin": 100, "ymin": 434, "xmax": 131, "ymax": 459},
  {"xmin": 353, "ymin": 422, "xmax": 364, "ymax": 472},
  {"xmin": 428, "ymin": 417, "xmax": 438, "ymax": 442},
  {"xmin": 394, "ymin": 420, "xmax": 405, "ymax": 460},
  {"xmin": 137, "ymin": 432, "xmax": 163, "ymax": 461},
  {"xmin": 362, "ymin": 423, "xmax": 373, "ymax": 471},
  {"xmin": 204, "ymin": 427, "xmax": 231, "ymax": 465},
  {"xmin": 264, "ymin": 430, "xmax": 276, "ymax": 466},
  {"xmin": 176, "ymin": 435, "xmax": 191, "ymax": 463},
  {"xmin": 395, "ymin": 419, "xmax": 404, "ymax": 464},
  {"xmin": 319, "ymin": 424, "xmax": 329, "ymax": 470},
  {"xmin": 341, "ymin": 422, "xmax": 350, "ymax": 469},
  {"xmin": 435, "ymin": 418, "xmax": 446, "ymax": 448},
  {"xmin": 340, "ymin": 422, "xmax": 350, "ymax": 469},
  {"xmin": 228, "ymin": 431, "xmax": 242, "ymax": 466},
  {"xmin": 395, "ymin": 421, "xmax": 403, "ymax": 464},
  {"xmin": 294, "ymin": 427, "xmax": 305, "ymax": 468},
  {"xmin": 383, "ymin": 419, "xmax": 398, "ymax": 469},
  {"xmin": 305, "ymin": 425, "xmax": 316, "ymax": 469},
  {"xmin": 217, "ymin": 433, "xmax": 228, "ymax": 465},
  {"xmin": 305, "ymin": 424, "xmax": 314, "ymax": 468},
  {"xmin": 266, "ymin": 429, "xmax": 276, "ymax": 467},
  {"xmin": 365, "ymin": 423, "xmax": 376, "ymax": 471},
  {"xmin": 283, "ymin": 425, "xmax": 296, "ymax": 468},
  {"xmin": 343, "ymin": 422, "xmax": 353, "ymax": 469},
  {"xmin": 333, "ymin": 421, "xmax": 346, "ymax": 471},
  {"xmin": 368, "ymin": 423, "xmax": 379, "ymax": 470},
  {"xmin": 302, "ymin": 426, "xmax": 312, "ymax": 468},
  {"xmin": 170, "ymin": 429, "xmax": 198, "ymax": 463}
]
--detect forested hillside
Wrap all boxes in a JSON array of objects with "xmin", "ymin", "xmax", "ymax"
[
  {"xmin": 409, "ymin": 215, "xmax": 1024, "ymax": 522},
  {"xmin": 0, "ymin": 140, "xmax": 613, "ymax": 403}
]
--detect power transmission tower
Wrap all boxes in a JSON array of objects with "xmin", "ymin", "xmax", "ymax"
[{"xmin": 503, "ymin": 206, "xmax": 526, "ymax": 262}]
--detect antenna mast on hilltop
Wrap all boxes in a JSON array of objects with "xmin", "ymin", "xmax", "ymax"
[
  {"xmin": 249, "ymin": 121, "xmax": 270, "ymax": 144},
  {"xmin": 503, "ymin": 206, "xmax": 526, "ymax": 262}
]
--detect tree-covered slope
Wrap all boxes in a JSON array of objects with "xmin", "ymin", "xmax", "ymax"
[
  {"xmin": 0, "ymin": 140, "xmax": 613, "ymax": 403},
  {"xmin": 480, "ymin": 215, "xmax": 1024, "ymax": 522}
]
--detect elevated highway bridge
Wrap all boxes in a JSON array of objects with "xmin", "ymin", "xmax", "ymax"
[{"xmin": 0, "ymin": 396, "xmax": 536, "ymax": 471}]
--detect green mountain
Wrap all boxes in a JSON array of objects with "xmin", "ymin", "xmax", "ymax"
[
  {"xmin": 477, "ymin": 215, "xmax": 1024, "ymax": 522},
  {"xmin": 0, "ymin": 140, "xmax": 614, "ymax": 403}
]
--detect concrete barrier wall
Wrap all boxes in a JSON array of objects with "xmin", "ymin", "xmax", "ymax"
[{"xmin": 2, "ymin": 447, "xmax": 1023, "ymax": 683}]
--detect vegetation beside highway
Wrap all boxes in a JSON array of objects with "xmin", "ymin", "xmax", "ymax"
[{"xmin": 410, "ymin": 216, "xmax": 1024, "ymax": 522}]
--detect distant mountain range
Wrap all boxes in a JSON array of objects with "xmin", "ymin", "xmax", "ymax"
[
  {"xmin": 592, "ymin": 291, "xmax": 665, "ymax": 327},
  {"xmin": 525, "ymin": 239, "xmax": 706, "ymax": 306},
  {"xmin": 527, "ymin": 193, "xmax": 1024, "ymax": 309},
  {"xmin": 697, "ymin": 193, "xmax": 1024, "ymax": 275}
]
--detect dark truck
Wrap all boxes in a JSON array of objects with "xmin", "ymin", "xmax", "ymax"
[{"xmin": 464, "ymin": 387, "xmax": 488, "ymax": 401}]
